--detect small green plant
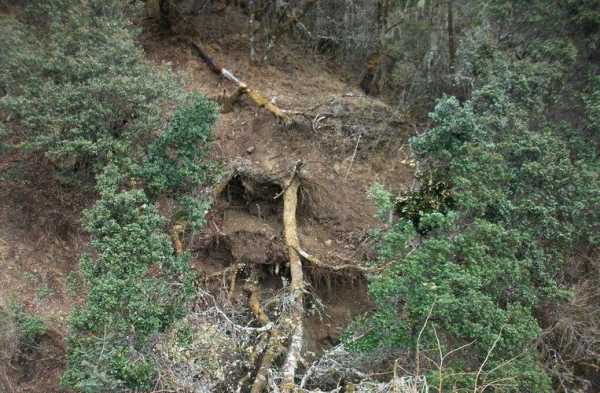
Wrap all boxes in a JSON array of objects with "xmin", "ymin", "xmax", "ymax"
[
  {"xmin": 65, "ymin": 271, "xmax": 84, "ymax": 298},
  {"xmin": 8, "ymin": 303, "xmax": 47, "ymax": 351},
  {"xmin": 35, "ymin": 283, "xmax": 54, "ymax": 301}
]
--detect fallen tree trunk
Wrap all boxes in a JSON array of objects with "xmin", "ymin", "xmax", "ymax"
[
  {"xmin": 280, "ymin": 173, "xmax": 304, "ymax": 392},
  {"xmin": 181, "ymin": 37, "xmax": 293, "ymax": 126}
]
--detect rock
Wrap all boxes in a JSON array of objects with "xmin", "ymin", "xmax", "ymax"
[
  {"xmin": 246, "ymin": 146, "xmax": 255, "ymax": 154},
  {"xmin": 325, "ymin": 239, "xmax": 333, "ymax": 247}
]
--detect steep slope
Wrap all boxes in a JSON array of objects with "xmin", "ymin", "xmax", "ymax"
[
  {"xmin": 141, "ymin": 11, "xmax": 416, "ymax": 353},
  {"xmin": 0, "ymin": 9, "xmax": 416, "ymax": 392}
]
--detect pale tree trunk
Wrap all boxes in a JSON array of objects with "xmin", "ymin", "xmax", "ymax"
[
  {"xmin": 280, "ymin": 174, "xmax": 304, "ymax": 393},
  {"xmin": 424, "ymin": 0, "xmax": 442, "ymax": 84},
  {"xmin": 183, "ymin": 37, "xmax": 293, "ymax": 126},
  {"xmin": 145, "ymin": 0, "xmax": 160, "ymax": 19}
]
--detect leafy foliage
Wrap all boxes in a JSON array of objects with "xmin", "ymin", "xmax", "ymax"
[
  {"xmin": 0, "ymin": 0, "xmax": 182, "ymax": 186},
  {"xmin": 62, "ymin": 109, "xmax": 217, "ymax": 391},
  {"xmin": 0, "ymin": 1, "xmax": 226, "ymax": 391},
  {"xmin": 62, "ymin": 97, "xmax": 218, "ymax": 390},
  {"xmin": 139, "ymin": 94, "xmax": 219, "ymax": 230},
  {"xmin": 355, "ymin": 32, "xmax": 600, "ymax": 391},
  {"xmin": 62, "ymin": 169, "xmax": 195, "ymax": 391},
  {"xmin": 8, "ymin": 304, "xmax": 47, "ymax": 351}
]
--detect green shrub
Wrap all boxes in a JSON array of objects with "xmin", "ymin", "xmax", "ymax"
[
  {"xmin": 1, "ymin": 304, "xmax": 46, "ymax": 355},
  {"xmin": 62, "ymin": 335, "xmax": 155, "ymax": 393},
  {"xmin": 11, "ymin": 1, "xmax": 226, "ymax": 390},
  {"xmin": 63, "ymin": 96, "xmax": 218, "ymax": 391},
  {"xmin": 10, "ymin": 304, "xmax": 47, "ymax": 350},
  {"xmin": 0, "ymin": 0, "xmax": 183, "ymax": 186},
  {"xmin": 139, "ymin": 94, "xmax": 220, "ymax": 230},
  {"xmin": 356, "ymin": 53, "xmax": 599, "ymax": 391}
]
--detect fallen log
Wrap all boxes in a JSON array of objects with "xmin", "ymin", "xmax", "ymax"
[
  {"xmin": 280, "ymin": 172, "xmax": 304, "ymax": 392},
  {"xmin": 181, "ymin": 37, "xmax": 293, "ymax": 126}
]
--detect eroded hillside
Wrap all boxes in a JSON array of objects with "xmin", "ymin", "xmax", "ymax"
[{"xmin": 0, "ymin": 6, "xmax": 416, "ymax": 392}]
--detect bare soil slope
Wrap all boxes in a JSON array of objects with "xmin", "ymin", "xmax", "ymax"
[{"xmin": 140, "ymin": 10, "xmax": 415, "ymax": 355}]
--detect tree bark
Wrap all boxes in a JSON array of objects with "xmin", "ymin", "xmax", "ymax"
[
  {"xmin": 170, "ymin": 222, "xmax": 184, "ymax": 255},
  {"xmin": 447, "ymin": 0, "xmax": 456, "ymax": 74},
  {"xmin": 249, "ymin": 0, "xmax": 258, "ymax": 62},
  {"xmin": 280, "ymin": 174, "xmax": 304, "ymax": 392}
]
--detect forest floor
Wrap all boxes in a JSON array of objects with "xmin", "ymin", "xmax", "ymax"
[{"xmin": 0, "ymin": 9, "xmax": 416, "ymax": 392}]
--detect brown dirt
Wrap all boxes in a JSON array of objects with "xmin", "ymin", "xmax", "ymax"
[{"xmin": 0, "ymin": 186, "xmax": 85, "ymax": 392}]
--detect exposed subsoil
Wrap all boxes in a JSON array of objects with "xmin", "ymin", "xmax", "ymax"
[
  {"xmin": 141, "ymin": 8, "xmax": 415, "ymax": 355},
  {"xmin": 0, "ymin": 183, "xmax": 84, "ymax": 392}
]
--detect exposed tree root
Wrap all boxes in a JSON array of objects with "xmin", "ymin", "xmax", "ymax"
[
  {"xmin": 251, "ymin": 330, "xmax": 285, "ymax": 393},
  {"xmin": 180, "ymin": 37, "xmax": 293, "ymax": 126},
  {"xmin": 170, "ymin": 222, "xmax": 184, "ymax": 255},
  {"xmin": 245, "ymin": 272, "xmax": 285, "ymax": 393},
  {"xmin": 228, "ymin": 263, "xmax": 241, "ymax": 301},
  {"xmin": 245, "ymin": 273, "xmax": 270, "ymax": 327},
  {"xmin": 295, "ymin": 247, "xmax": 376, "ymax": 274},
  {"xmin": 208, "ymin": 161, "xmax": 379, "ymax": 390}
]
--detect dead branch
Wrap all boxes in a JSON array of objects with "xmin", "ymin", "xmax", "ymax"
[
  {"xmin": 296, "ymin": 247, "xmax": 375, "ymax": 274},
  {"xmin": 244, "ymin": 273, "xmax": 287, "ymax": 393},
  {"xmin": 180, "ymin": 37, "xmax": 293, "ymax": 126},
  {"xmin": 251, "ymin": 330, "xmax": 286, "ymax": 393},
  {"xmin": 196, "ymin": 287, "xmax": 273, "ymax": 333}
]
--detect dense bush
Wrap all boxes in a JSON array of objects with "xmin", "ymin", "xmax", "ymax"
[
  {"xmin": 62, "ymin": 169, "xmax": 195, "ymax": 390},
  {"xmin": 354, "ymin": 43, "xmax": 600, "ymax": 392},
  {"xmin": 139, "ymin": 94, "xmax": 219, "ymax": 230},
  {"xmin": 0, "ymin": 0, "xmax": 182, "ymax": 186},
  {"xmin": 62, "ymin": 97, "xmax": 218, "ymax": 390},
  {"xmin": 0, "ymin": 1, "xmax": 219, "ymax": 391}
]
